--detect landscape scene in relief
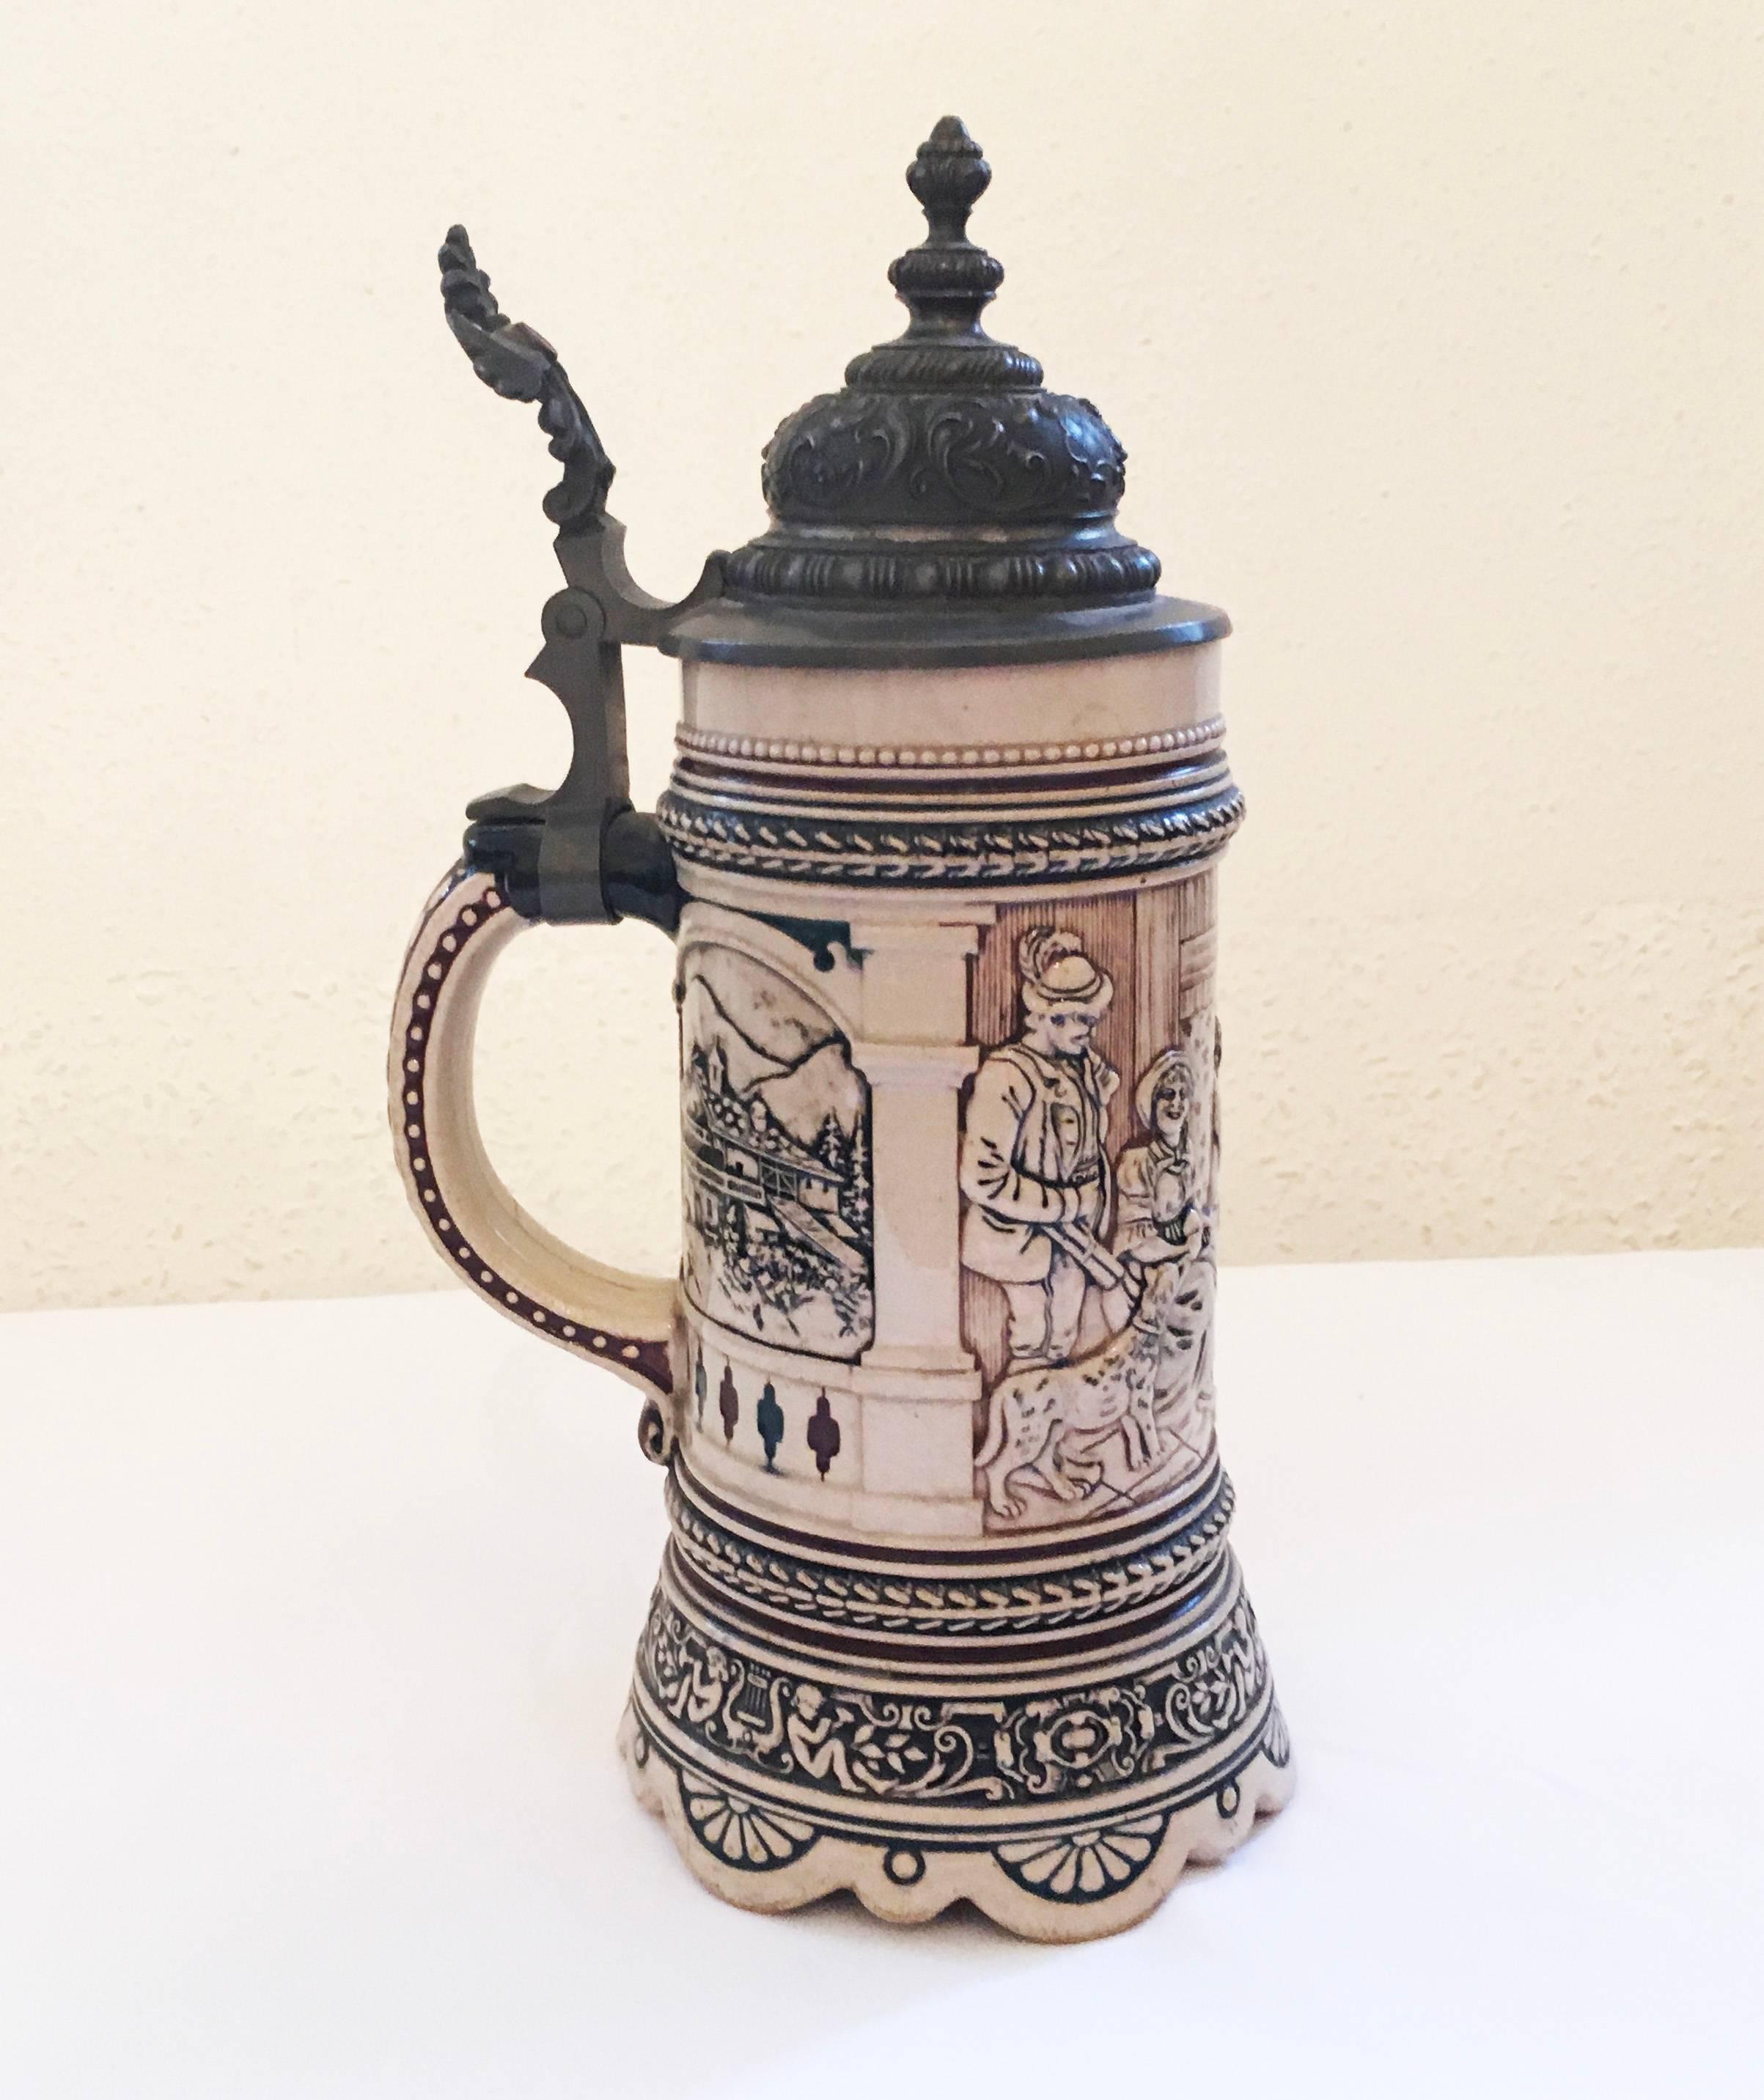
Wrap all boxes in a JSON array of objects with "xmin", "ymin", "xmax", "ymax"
[{"xmin": 679, "ymin": 947, "xmax": 872, "ymax": 1360}]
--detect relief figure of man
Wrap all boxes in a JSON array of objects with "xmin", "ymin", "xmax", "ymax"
[{"xmin": 960, "ymin": 929, "xmax": 1120, "ymax": 1372}]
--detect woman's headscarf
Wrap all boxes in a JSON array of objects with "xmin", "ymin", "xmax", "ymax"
[{"xmin": 1133, "ymin": 1045, "xmax": 1195, "ymax": 1132}]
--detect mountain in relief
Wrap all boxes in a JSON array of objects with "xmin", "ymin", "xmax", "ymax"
[{"xmin": 681, "ymin": 973, "xmax": 864, "ymax": 1149}]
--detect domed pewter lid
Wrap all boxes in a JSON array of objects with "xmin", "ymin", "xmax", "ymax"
[{"xmin": 666, "ymin": 117, "xmax": 1228, "ymax": 668}]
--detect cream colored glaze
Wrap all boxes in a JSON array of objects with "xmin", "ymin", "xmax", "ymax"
[{"xmin": 683, "ymin": 643, "xmax": 1221, "ymax": 752}]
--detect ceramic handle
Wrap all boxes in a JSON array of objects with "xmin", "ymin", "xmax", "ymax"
[{"xmin": 389, "ymin": 861, "xmax": 680, "ymax": 1437}]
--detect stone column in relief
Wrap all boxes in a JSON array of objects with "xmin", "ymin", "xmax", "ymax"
[
  {"xmin": 847, "ymin": 917, "xmax": 988, "ymax": 1371},
  {"xmin": 849, "ymin": 1042, "xmax": 982, "ymax": 1368},
  {"xmin": 846, "ymin": 918, "xmax": 989, "ymax": 1509}
]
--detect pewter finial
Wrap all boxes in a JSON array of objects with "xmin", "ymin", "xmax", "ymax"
[
  {"xmin": 740, "ymin": 119, "xmax": 1159, "ymax": 605},
  {"xmin": 888, "ymin": 115, "xmax": 1004, "ymax": 334},
  {"xmin": 907, "ymin": 116, "xmax": 991, "ymax": 241}
]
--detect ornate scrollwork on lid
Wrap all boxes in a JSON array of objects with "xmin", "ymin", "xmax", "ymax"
[
  {"xmin": 757, "ymin": 393, "xmax": 916, "ymax": 516},
  {"xmin": 725, "ymin": 117, "xmax": 1163, "ymax": 607},
  {"xmin": 757, "ymin": 391, "xmax": 1128, "ymax": 532}
]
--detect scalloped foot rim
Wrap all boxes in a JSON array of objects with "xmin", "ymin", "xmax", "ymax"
[{"xmin": 617, "ymin": 1703, "xmax": 1293, "ymax": 1944}]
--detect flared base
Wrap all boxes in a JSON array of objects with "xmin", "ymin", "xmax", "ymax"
[
  {"xmin": 620, "ymin": 1698, "xmax": 1291, "ymax": 1942},
  {"xmin": 616, "ymin": 1459, "xmax": 1292, "ymax": 1942}
]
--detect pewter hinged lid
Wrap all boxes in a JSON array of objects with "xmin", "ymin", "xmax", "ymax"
[{"xmin": 666, "ymin": 117, "xmax": 1227, "ymax": 670}]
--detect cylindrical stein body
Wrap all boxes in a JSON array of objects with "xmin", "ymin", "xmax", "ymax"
[
  {"xmin": 616, "ymin": 630, "xmax": 1292, "ymax": 1936},
  {"xmin": 395, "ymin": 114, "xmax": 1292, "ymax": 1940}
]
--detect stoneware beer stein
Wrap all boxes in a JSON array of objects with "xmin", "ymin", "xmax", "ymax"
[{"xmin": 391, "ymin": 118, "xmax": 1292, "ymax": 1941}]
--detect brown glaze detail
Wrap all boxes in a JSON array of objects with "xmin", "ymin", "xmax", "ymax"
[
  {"xmin": 961, "ymin": 883, "xmax": 1195, "ymax": 1395},
  {"xmin": 1133, "ymin": 884, "xmax": 1183, "ymax": 1096},
  {"xmin": 1177, "ymin": 869, "xmax": 1219, "ymax": 1020},
  {"xmin": 669, "ymin": 750, "xmax": 1234, "ymax": 805},
  {"xmin": 672, "ymin": 1450, "xmax": 1225, "ymax": 1572},
  {"xmin": 394, "ymin": 868, "xmax": 674, "ymax": 1394}
]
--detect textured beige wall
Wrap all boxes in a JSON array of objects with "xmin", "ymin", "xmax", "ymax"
[{"xmin": 4, "ymin": 1, "xmax": 1760, "ymax": 1312}]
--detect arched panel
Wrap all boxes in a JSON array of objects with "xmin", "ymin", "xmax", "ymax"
[{"xmin": 677, "ymin": 910, "xmax": 873, "ymax": 1361}]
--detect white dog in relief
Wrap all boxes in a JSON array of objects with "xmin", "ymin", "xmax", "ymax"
[{"xmin": 976, "ymin": 1237, "xmax": 1215, "ymax": 1519}]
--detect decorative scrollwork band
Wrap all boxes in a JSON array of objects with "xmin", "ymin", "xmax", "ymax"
[
  {"xmin": 665, "ymin": 1462, "xmax": 1234, "ymax": 1640},
  {"xmin": 656, "ymin": 782, "xmax": 1246, "ymax": 887},
  {"xmin": 634, "ymin": 1556, "xmax": 1271, "ymax": 1811}
]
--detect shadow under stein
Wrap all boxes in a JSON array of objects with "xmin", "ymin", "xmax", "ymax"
[{"xmin": 389, "ymin": 117, "xmax": 1292, "ymax": 1942}]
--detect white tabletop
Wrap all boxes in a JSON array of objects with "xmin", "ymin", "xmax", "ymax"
[{"xmin": 2, "ymin": 1250, "xmax": 1760, "ymax": 2099}]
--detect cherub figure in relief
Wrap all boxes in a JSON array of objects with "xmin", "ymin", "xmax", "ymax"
[{"xmin": 784, "ymin": 1682, "xmax": 857, "ymax": 1789}]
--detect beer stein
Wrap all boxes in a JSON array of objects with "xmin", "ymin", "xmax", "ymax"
[{"xmin": 390, "ymin": 117, "xmax": 1291, "ymax": 1942}]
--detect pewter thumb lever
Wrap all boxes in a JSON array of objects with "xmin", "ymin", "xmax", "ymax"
[{"xmin": 437, "ymin": 225, "xmax": 724, "ymax": 929}]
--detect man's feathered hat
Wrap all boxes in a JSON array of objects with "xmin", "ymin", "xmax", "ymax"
[{"xmin": 1018, "ymin": 929, "xmax": 1113, "ymax": 1018}]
